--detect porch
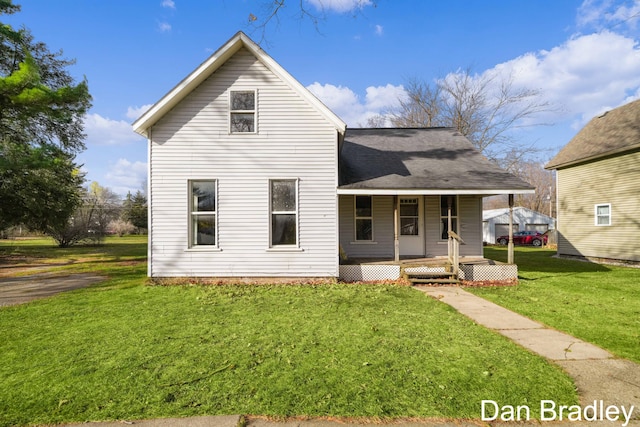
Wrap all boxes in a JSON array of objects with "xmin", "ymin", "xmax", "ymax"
[{"xmin": 338, "ymin": 255, "xmax": 518, "ymax": 285}]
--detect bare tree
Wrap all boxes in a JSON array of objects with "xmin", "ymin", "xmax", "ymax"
[
  {"xmin": 513, "ymin": 161, "xmax": 556, "ymax": 217},
  {"xmin": 248, "ymin": 0, "xmax": 375, "ymax": 43},
  {"xmin": 370, "ymin": 69, "xmax": 553, "ymax": 170},
  {"xmin": 482, "ymin": 162, "xmax": 555, "ymax": 215}
]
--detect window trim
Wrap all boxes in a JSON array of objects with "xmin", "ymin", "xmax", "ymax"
[
  {"xmin": 269, "ymin": 178, "xmax": 299, "ymax": 248},
  {"xmin": 188, "ymin": 180, "xmax": 218, "ymax": 249},
  {"xmin": 229, "ymin": 89, "xmax": 257, "ymax": 134},
  {"xmin": 439, "ymin": 195, "xmax": 459, "ymax": 240},
  {"xmin": 594, "ymin": 203, "xmax": 611, "ymax": 226},
  {"xmin": 354, "ymin": 195, "xmax": 374, "ymax": 242}
]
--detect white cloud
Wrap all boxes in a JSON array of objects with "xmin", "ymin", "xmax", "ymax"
[
  {"xmin": 158, "ymin": 22, "xmax": 172, "ymax": 32},
  {"xmin": 306, "ymin": 0, "xmax": 372, "ymax": 13},
  {"xmin": 483, "ymin": 30, "xmax": 640, "ymax": 127},
  {"xmin": 126, "ymin": 104, "xmax": 153, "ymax": 121},
  {"xmin": 84, "ymin": 113, "xmax": 143, "ymax": 146},
  {"xmin": 307, "ymin": 82, "xmax": 405, "ymax": 126},
  {"xmin": 374, "ymin": 24, "xmax": 383, "ymax": 36},
  {"xmin": 161, "ymin": 0, "xmax": 175, "ymax": 9},
  {"xmin": 578, "ymin": 0, "xmax": 640, "ymax": 32},
  {"xmin": 105, "ymin": 158, "xmax": 148, "ymax": 196}
]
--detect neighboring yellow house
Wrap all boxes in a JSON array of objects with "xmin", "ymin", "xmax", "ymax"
[{"xmin": 546, "ymin": 99, "xmax": 640, "ymax": 264}]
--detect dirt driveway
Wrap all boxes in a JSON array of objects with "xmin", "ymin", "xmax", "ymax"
[{"xmin": 0, "ymin": 271, "xmax": 106, "ymax": 307}]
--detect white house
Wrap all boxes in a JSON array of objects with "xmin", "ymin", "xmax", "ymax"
[
  {"xmin": 483, "ymin": 207, "xmax": 555, "ymax": 244},
  {"xmin": 133, "ymin": 32, "xmax": 534, "ymax": 279}
]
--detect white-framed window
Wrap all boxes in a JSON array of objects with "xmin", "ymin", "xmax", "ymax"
[
  {"xmin": 354, "ymin": 195, "xmax": 373, "ymax": 241},
  {"xmin": 440, "ymin": 195, "xmax": 458, "ymax": 240},
  {"xmin": 229, "ymin": 90, "xmax": 256, "ymax": 133},
  {"xmin": 270, "ymin": 179, "xmax": 298, "ymax": 247},
  {"xmin": 189, "ymin": 180, "xmax": 217, "ymax": 247},
  {"xmin": 400, "ymin": 198, "xmax": 419, "ymax": 236},
  {"xmin": 595, "ymin": 203, "xmax": 611, "ymax": 226}
]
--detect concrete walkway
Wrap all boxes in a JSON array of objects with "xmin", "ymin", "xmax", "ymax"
[{"xmin": 417, "ymin": 286, "xmax": 640, "ymax": 415}]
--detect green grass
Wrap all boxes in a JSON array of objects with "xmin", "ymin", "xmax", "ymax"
[
  {"xmin": 0, "ymin": 238, "xmax": 577, "ymax": 426},
  {"xmin": 473, "ymin": 246, "xmax": 640, "ymax": 363}
]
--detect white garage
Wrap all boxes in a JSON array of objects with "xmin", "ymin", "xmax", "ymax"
[{"xmin": 483, "ymin": 207, "xmax": 555, "ymax": 244}]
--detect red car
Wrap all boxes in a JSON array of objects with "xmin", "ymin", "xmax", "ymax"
[{"xmin": 497, "ymin": 230, "xmax": 548, "ymax": 247}]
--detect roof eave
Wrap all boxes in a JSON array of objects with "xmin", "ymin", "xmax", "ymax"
[
  {"xmin": 336, "ymin": 188, "xmax": 535, "ymax": 196},
  {"xmin": 545, "ymin": 143, "xmax": 640, "ymax": 170}
]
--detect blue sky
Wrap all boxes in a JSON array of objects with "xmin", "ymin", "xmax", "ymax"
[{"xmin": 5, "ymin": 0, "xmax": 640, "ymax": 195}]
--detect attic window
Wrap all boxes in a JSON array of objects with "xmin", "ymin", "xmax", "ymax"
[{"xmin": 230, "ymin": 90, "xmax": 256, "ymax": 133}]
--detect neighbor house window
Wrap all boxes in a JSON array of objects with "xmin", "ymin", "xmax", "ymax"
[
  {"xmin": 189, "ymin": 180, "xmax": 217, "ymax": 247},
  {"xmin": 355, "ymin": 195, "xmax": 373, "ymax": 241},
  {"xmin": 595, "ymin": 203, "xmax": 611, "ymax": 226},
  {"xmin": 270, "ymin": 179, "xmax": 298, "ymax": 246},
  {"xmin": 230, "ymin": 90, "xmax": 256, "ymax": 133},
  {"xmin": 400, "ymin": 198, "xmax": 419, "ymax": 236},
  {"xmin": 440, "ymin": 195, "xmax": 458, "ymax": 239}
]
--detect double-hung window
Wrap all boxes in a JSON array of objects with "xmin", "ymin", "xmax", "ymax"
[
  {"xmin": 355, "ymin": 195, "xmax": 373, "ymax": 241},
  {"xmin": 440, "ymin": 195, "xmax": 458, "ymax": 240},
  {"xmin": 230, "ymin": 90, "xmax": 256, "ymax": 133},
  {"xmin": 189, "ymin": 180, "xmax": 217, "ymax": 247},
  {"xmin": 595, "ymin": 203, "xmax": 611, "ymax": 226},
  {"xmin": 270, "ymin": 179, "xmax": 298, "ymax": 246}
]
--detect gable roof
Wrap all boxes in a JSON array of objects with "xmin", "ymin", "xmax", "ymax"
[
  {"xmin": 338, "ymin": 128, "xmax": 534, "ymax": 195},
  {"xmin": 132, "ymin": 31, "xmax": 346, "ymax": 137},
  {"xmin": 546, "ymin": 99, "xmax": 640, "ymax": 169}
]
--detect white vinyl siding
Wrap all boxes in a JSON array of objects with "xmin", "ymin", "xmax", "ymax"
[{"xmin": 149, "ymin": 47, "xmax": 339, "ymax": 277}]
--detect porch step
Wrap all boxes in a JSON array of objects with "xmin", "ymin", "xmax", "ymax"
[{"xmin": 403, "ymin": 269, "xmax": 459, "ymax": 286}]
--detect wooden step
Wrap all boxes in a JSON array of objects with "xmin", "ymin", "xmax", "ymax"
[
  {"xmin": 410, "ymin": 278, "xmax": 460, "ymax": 285},
  {"xmin": 404, "ymin": 271, "xmax": 454, "ymax": 277},
  {"xmin": 403, "ymin": 268, "xmax": 459, "ymax": 285}
]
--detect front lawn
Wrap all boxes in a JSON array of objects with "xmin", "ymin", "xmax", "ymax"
[
  {"xmin": 474, "ymin": 246, "xmax": 640, "ymax": 363},
  {"xmin": 0, "ymin": 238, "xmax": 576, "ymax": 426}
]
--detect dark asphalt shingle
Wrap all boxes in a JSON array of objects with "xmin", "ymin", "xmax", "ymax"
[
  {"xmin": 546, "ymin": 99, "xmax": 640, "ymax": 169},
  {"xmin": 338, "ymin": 128, "xmax": 533, "ymax": 192}
]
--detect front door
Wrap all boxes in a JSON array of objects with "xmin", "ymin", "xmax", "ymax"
[{"xmin": 399, "ymin": 196, "xmax": 424, "ymax": 256}]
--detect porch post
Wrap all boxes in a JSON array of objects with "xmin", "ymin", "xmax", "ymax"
[
  {"xmin": 508, "ymin": 194, "xmax": 514, "ymax": 264},
  {"xmin": 393, "ymin": 195, "xmax": 400, "ymax": 262},
  {"xmin": 447, "ymin": 196, "xmax": 453, "ymax": 237}
]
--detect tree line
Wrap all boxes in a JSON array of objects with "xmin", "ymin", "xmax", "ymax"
[{"xmin": 1, "ymin": 1, "xmax": 557, "ymax": 246}]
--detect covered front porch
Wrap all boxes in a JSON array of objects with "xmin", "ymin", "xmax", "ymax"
[{"xmin": 336, "ymin": 128, "xmax": 534, "ymax": 284}]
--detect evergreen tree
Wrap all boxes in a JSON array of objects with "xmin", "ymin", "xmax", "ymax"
[{"xmin": 0, "ymin": 1, "xmax": 92, "ymax": 232}]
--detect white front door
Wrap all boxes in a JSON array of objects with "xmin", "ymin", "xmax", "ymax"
[{"xmin": 399, "ymin": 196, "xmax": 424, "ymax": 256}]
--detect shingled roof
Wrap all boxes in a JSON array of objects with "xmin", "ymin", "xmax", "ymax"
[
  {"xmin": 546, "ymin": 99, "xmax": 640, "ymax": 169},
  {"xmin": 337, "ymin": 128, "xmax": 534, "ymax": 195}
]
